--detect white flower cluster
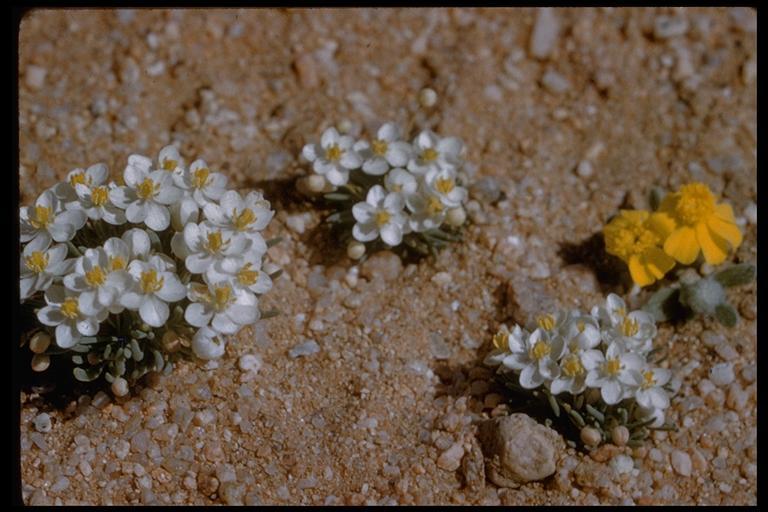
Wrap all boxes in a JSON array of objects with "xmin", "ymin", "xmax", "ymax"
[
  {"xmin": 20, "ymin": 146, "xmax": 276, "ymax": 362},
  {"xmin": 485, "ymin": 294, "xmax": 672, "ymax": 427},
  {"xmin": 300, "ymin": 123, "xmax": 469, "ymax": 254}
]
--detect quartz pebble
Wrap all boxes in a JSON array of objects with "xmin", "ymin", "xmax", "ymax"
[
  {"xmin": 238, "ymin": 354, "xmax": 262, "ymax": 373},
  {"xmin": 709, "ymin": 363, "xmax": 735, "ymax": 387},
  {"xmin": 610, "ymin": 454, "xmax": 634, "ymax": 475},
  {"xmin": 418, "ymin": 88, "xmax": 437, "ymax": 108},
  {"xmin": 437, "ymin": 442, "xmax": 465, "ymax": 472},
  {"xmin": 33, "ymin": 413, "xmax": 52, "ymax": 433},
  {"xmin": 541, "ymin": 69, "xmax": 570, "ymax": 94},
  {"xmin": 529, "ymin": 7, "xmax": 560, "ymax": 59},
  {"xmin": 289, "ymin": 340, "xmax": 320, "ymax": 358},
  {"xmin": 654, "ymin": 15, "xmax": 689, "ymax": 39},
  {"xmin": 25, "ymin": 65, "xmax": 47, "ymax": 89},
  {"xmin": 671, "ymin": 450, "xmax": 692, "ymax": 477}
]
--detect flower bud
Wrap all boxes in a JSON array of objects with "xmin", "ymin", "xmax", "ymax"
[
  {"xmin": 307, "ymin": 174, "xmax": 327, "ymax": 193},
  {"xmin": 111, "ymin": 377, "xmax": 129, "ymax": 397},
  {"xmin": 580, "ymin": 426, "xmax": 602, "ymax": 447},
  {"xmin": 611, "ymin": 425, "xmax": 630, "ymax": 447},
  {"xmin": 445, "ymin": 207, "xmax": 467, "ymax": 227},
  {"xmin": 29, "ymin": 332, "xmax": 51, "ymax": 354},
  {"xmin": 31, "ymin": 354, "xmax": 50, "ymax": 372},
  {"xmin": 347, "ymin": 241, "xmax": 366, "ymax": 260},
  {"xmin": 162, "ymin": 330, "xmax": 181, "ymax": 353}
]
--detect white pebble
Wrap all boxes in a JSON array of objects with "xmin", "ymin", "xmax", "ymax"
[
  {"xmin": 418, "ymin": 88, "xmax": 437, "ymax": 108},
  {"xmin": 238, "ymin": 354, "xmax": 262, "ymax": 373},
  {"xmin": 25, "ymin": 65, "xmax": 47, "ymax": 89},
  {"xmin": 289, "ymin": 340, "xmax": 320, "ymax": 358},
  {"xmin": 671, "ymin": 450, "xmax": 692, "ymax": 477},
  {"xmin": 529, "ymin": 7, "xmax": 560, "ymax": 59},
  {"xmin": 654, "ymin": 15, "xmax": 689, "ymax": 39},
  {"xmin": 111, "ymin": 377, "xmax": 129, "ymax": 397},
  {"xmin": 709, "ymin": 363, "xmax": 735, "ymax": 387},
  {"xmin": 541, "ymin": 69, "xmax": 570, "ymax": 94},
  {"xmin": 744, "ymin": 201, "xmax": 757, "ymax": 225},
  {"xmin": 33, "ymin": 413, "xmax": 52, "ymax": 433},
  {"xmin": 610, "ymin": 454, "xmax": 634, "ymax": 475},
  {"xmin": 576, "ymin": 160, "xmax": 594, "ymax": 178}
]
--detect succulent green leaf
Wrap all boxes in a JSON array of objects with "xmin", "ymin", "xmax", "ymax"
[
  {"xmin": 714, "ymin": 303, "xmax": 738, "ymax": 327},
  {"xmin": 713, "ymin": 263, "xmax": 756, "ymax": 288},
  {"xmin": 73, "ymin": 366, "xmax": 102, "ymax": 382}
]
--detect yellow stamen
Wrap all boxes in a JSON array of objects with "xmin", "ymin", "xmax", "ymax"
[
  {"xmin": 69, "ymin": 172, "xmax": 89, "ymax": 186},
  {"xmin": 61, "ymin": 297, "xmax": 80, "ymax": 319},
  {"xmin": 641, "ymin": 370, "xmax": 656, "ymax": 389},
  {"xmin": 325, "ymin": 145, "xmax": 342, "ymax": 162},
  {"xmin": 529, "ymin": 340, "xmax": 551, "ymax": 360},
  {"xmin": 237, "ymin": 263, "xmax": 259, "ymax": 286},
  {"xmin": 620, "ymin": 316, "xmax": 639, "ymax": 337},
  {"xmin": 675, "ymin": 183, "xmax": 716, "ymax": 226},
  {"xmin": 421, "ymin": 147, "xmax": 438, "ymax": 162},
  {"xmin": 109, "ymin": 256, "xmax": 126, "ymax": 271},
  {"xmin": 162, "ymin": 158, "xmax": 177, "ymax": 171},
  {"xmin": 372, "ymin": 139, "xmax": 388, "ymax": 156},
  {"xmin": 435, "ymin": 177, "xmax": 455, "ymax": 195},
  {"xmin": 375, "ymin": 210, "xmax": 391, "ymax": 227},
  {"xmin": 604, "ymin": 357, "xmax": 621, "ymax": 376},
  {"xmin": 84, "ymin": 266, "xmax": 107, "ymax": 287},
  {"xmin": 25, "ymin": 251, "xmax": 49, "ymax": 273},
  {"xmin": 192, "ymin": 167, "xmax": 211, "ymax": 189},
  {"xmin": 233, "ymin": 208, "xmax": 256, "ymax": 231},
  {"xmin": 30, "ymin": 205, "xmax": 53, "ymax": 229},
  {"xmin": 136, "ymin": 178, "xmax": 158, "ymax": 200},
  {"xmin": 427, "ymin": 196, "xmax": 444, "ymax": 215},
  {"xmin": 561, "ymin": 354, "xmax": 585, "ymax": 378},
  {"xmin": 212, "ymin": 285, "xmax": 232, "ymax": 311},
  {"xmin": 577, "ymin": 320, "xmax": 586, "ymax": 332},
  {"xmin": 140, "ymin": 269, "xmax": 164, "ymax": 294},
  {"xmin": 537, "ymin": 314, "xmax": 556, "ymax": 331},
  {"xmin": 205, "ymin": 231, "xmax": 224, "ymax": 253},
  {"xmin": 91, "ymin": 186, "xmax": 109, "ymax": 206},
  {"xmin": 492, "ymin": 330, "xmax": 508, "ymax": 350}
]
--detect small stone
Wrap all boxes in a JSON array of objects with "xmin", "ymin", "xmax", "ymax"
[
  {"xmin": 429, "ymin": 333, "xmax": 453, "ymax": 360},
  {"xmin": 294, "ymin": 54, "xmax": 320, "ymax": 89},
  {"xmin": 541, "ymin": 69, "xmax": 570, "ymax": 94},
  {"xmin": 726, "ymin": 383, "xmax": 748, "ymax": 411},
  {"xmin": 529, "ymin": 7, "xmax": 560, "ymax": 59},
  {"xmin": 744, "ymin": 201, "xmax": 757, "ymax": 225},
  {"xmin": 51, "ymin": 476, "xmax": 69, "ymax": 493},
  {"xmin": 477, "ymin": 414, "xmax": 564, "ymax": 487},
  {"xmin": 289, "ymin": 339, "xmax": 320, "ymax": 358},
  {"xmin": 219, "ymin": 482, "xmax": 245, "ymax": 505},
  {"xmin": 360, "ymin": 251, "xmax": 402, "ymax": 281},
  {"xmin": 576, "ymin": 160, "xmax": 594, "ymax": 178},
  {"xmin": 31, "ymin": 354, "xmax": 50, "ymax": 372},
  {"xmin": 25, "ymin": 65, "xmax": 47, "ymax": 89},
  {"xmin": 671, "ymin": 450, "xmax": 692, "ymax": 477},
  {"xmin": 238, "ymin": 354, "xmax": 262, "ymax": 373},
  {"xmin": 418, "ymin": 87, "xmax": 438, "ymax": 108},
  {"xmin": 580, "ymin": 427, "xmax": 601, "ymax": 447},
  {"xmin": 714, "ymin": 342, "xmax": 738, "ymax": 361},
  {"xmin": 297, "ymin": 476, "xmax": 318, "ymax": 489},
  {"xmin": 33, "ymin": 413, "xmax": 52, "ymax": 433},
  {"xmin": 709, "ymin": 363, "xmax": 735, "ymax": 386},
  {"xmin": 461, "ymin": 436, "xmax": 486, "ymax": 492},
  {"xmin": 610, "ymin": 425, "xmax": 629, "ymax": 447},
  {"xmin": 431, "ymin": 272, "xmax": 452, "ymax": 286},
  {"xmin": 198, "ymin": 472, "xmax": 220, "ymax": 496},
  {"xmin": 92, "ymin": 391, "xmax": 111, "ymax": 409},
  {"xmin": 701, "ymin": 330, "xmax": 724, "ymax": 348},
  {"xmin": 111, "ymin": 377, "xmax": 129, "ymax": 397},
  {"xmin": 610, "ymin": 454, "xmax": 634, "ymax": 475},
  {"xmin": 437, "ymin": 442, "xmax": 465, "ymax": 472},
  {"xmin": 654, "ymin": 15, "xmax": 689, "ymax": 39},
  {"xmin": 29, "ymin": 332, "xmax": 51, "ymax": 353},
  {"xmin": 470, "ymin": 176, "xmax": 502, "ymax": 203}
]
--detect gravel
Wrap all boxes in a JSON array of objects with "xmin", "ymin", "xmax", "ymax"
[{"xmin": 709, "ymin": 363, "xmax": 736, "ymax": 387}]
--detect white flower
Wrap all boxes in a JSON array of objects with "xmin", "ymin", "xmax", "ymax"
[
  {"xmin": 405, "ymin": 188, "xmax": 448, "ymax": 232},
  {"xmin": 191, "ymin": 326, "xmax": 227, "ymax": 360},
  {"xmin": 20, "ymin": 189, "xmax": 87, "ymax": 246},
  {"xmin": 202, "ymin": 190, "xmax": 272, "ymax": 252},
  {"xmin": 176, "ymin": 159, "xmax": 228, "ymax": 207},
  {"xmin": 407, "ymin": 130, "xmax": 463, "ymax": 175},
  {"xmin": 63, "ymin": 247, "xmax": 133, "ymax": 315},
  {"xmin": 121, "ymin": 255, "xmax": 186, "ymax": 327},
  {"xmin": 583, "ymin": 342, "xmax": 644, "ymax": 405},
  {"xmin": 181, "ymin": 221, "xmax": 252, "ymax": 274},
  {"xmin": 352, "ymin": 185, "xmax": 408, "ymax": 246},
  {"xmin": 550, "ymin": 315, "xmax": 602, "ymax": 396},
  {"xmin": 63, "ymin": 164, "xmax": 126, "ymax": 225},
  {"xmin": 103, "ymin": 228, "xmax": 152, "ymax": 268},
  {"xmin": 424, "ymin": 167, "xmax": 467, "ymax": 207},
  {"xmin": 301, "ymin": 128, "xmax": 362, "ymax": 186},
  {"xmin": 207, "ymin": 252, "xmax": 273, "ymax": 296},
  {"xmin": 530, "ymin": 310, "xmax": 572, "ymax": 337},
  {"xmin": 483, "ymin": 324, "xmax": 526, "ymax": 366},
  {"xmin": 353, "ymin": 122, "xmax": 412, "ymax": 176},
  {"xmin": 37, "ymin": 285, "xmax": 107, "ymax": 348},
  {"xmin": 562, "ymin": 313, "xmax": 601, "ymax": 352},
  {"xmin": 605, "ymin": 310, "xmax": 656, "ymax": 355},
  {"xmin": 631, "ymin": 366, "xmax": 671, "ymax": 411},
  {"xmin": 185, "ymin": 280, "xmax": 259, "ymax": 334},
  {"xmin": 549, "ymin": 351, "xmax": 596, "ymax": 395},
  {"xmin": 502, "ymin": 328, "xmax": 565, "ymax": 389},
  {"xmin": 109, "ymin": 166, "xmax": 182, "ymax": 231},
  {"xmin": 157, "ymin": 145, "xmax": 185, "ymax": 173},
  {"xmin": 20, "ymin": 236, "xmax": 73, "ymax": 299},
  {"xmin": 384, "ymin": 168, "xmax": 418, "ymax": 195}
]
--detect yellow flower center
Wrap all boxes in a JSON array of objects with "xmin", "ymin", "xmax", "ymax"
[
  {"xmin": 435, "ymin": 177, "xmax": 455, "ymax": 195},
  {"xmin": 61, "ymin": 297, "xmax": 80, "ymax": 319},
  {"xmin": 375, "ymin": 210, "xmax": 391, "ymax": 227},
  {"xmin": 577, "ymin": 320, "xmax": 586, "ymax": 333},
  {"xmin": 674, "ymin": 183, "xmax": 716, "ymax": 226},
  {"xmin": 604, "ymin": 212, "xmax": 661, "ymax": 262},
  {"xmin": 69, "ymin": 172, "xmax": 89, "ymax": 186},
  {"xmin": 537, "ymin": 314, "xmax": 556, "ymax": 331},
  {"xmin": 91, "ymin": 186, "xmax": 109, "ymax": 206},
  {"xmin": 109, "ymin": 256, "xmax": 126, "ymax": 271},
  {"xmin": 212, "ymin": 285, "xmax": 232, "ymax": 311},
  {"xmin": 30, "ymin": 205, "xmax": 53, "ymax": 229},
  {"xmin": 372, "ymin": 139, "xmax": 388, "ymax": 156},
  {"xmin": 325, "ymin": 144, "xmax": 342, "ymax": 162},
  {"xmin": 162, "ymin": 158, "xmax": 177, "ymax": 171},
  {"xmin": 529, "ymin": 340, "xmax": 551, "ymax": 360},
  {"xmin": 140, "ymin": 269, "xmax": 164, "ymax": 294},
  {"xmin": 492, "ymin": 330, "xmax": 508, "ymax": 350},
  {"xmin": 237, "ymin": 263, "xmax": 260, "ymax": 286},
  {"xmin": 233, "ymin": 208, "xmax": 256, "ymax": 231},
  {"xmin": 84, "ymin": 266, "xmax": 107, "ymax": 287},
  {"xmin": 205, "ymin": 231, "xmax": 225, "ymax": 253},
  {"xmin": 604, "ymin": 357, "xmax": 621, "ymax": 376},
  {"xmin": 641, "ymin": 370, "xmax": 656, "ymax": 389},
  {"xmin": 561, "ymin": 353, "xmax": 585, "ymax": 378},
  {"xmin": 192, "ymin": 167, "xmax": 210, "ymax": 189},
  {"xmin": 620, "ymin": 316, "xmax": 639, "ymax": 337},
  {"xmin": 427, "ymin": 196, "xmax": 444, "ymax": 215},
  {"xmin": 421, "ymin": 147, "xmax": 438, "ymax": 163},
  {"xmin": 136, "ymin": 178, "xmax": 158, "ymax": 200},
  {"xmin": 25, "ymin": 251, "xmax": 49, "ymax": 273}
]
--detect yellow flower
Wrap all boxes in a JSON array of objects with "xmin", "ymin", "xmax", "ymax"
[
  {"xmin": 659, "ymin": 182, "xmax": 743, "ymax": 265},
  {"xmin": 604, "ymin": 210, "xmax": 677, "ymax": 287}
]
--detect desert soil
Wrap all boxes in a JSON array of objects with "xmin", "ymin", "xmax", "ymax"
[{"xmin": 18, "ymin": 7, "xmax": 756, "ymax": 505}]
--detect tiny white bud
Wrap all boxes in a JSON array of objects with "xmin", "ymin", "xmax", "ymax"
[
  {"xmin": 31, "ymin": 354, "xmax": 50, "ymax": 372},
  {"xmin": 307, "ymin": 174, "xmax": 327, "ymax": 193},
  {"xmin": 580, "ymin": 426, "xmax": 602, "ymax": 447},
  {"xmin": 347, "ymin": 241, "xmax": 366, "ymax": 260},
  {"xmin": 419, "ymin": 87, "xmax": 438, "ymax": 108},
  {"xmin": 111, "ymin": 377, "xmax": 129, "ymax": 397},
  {"xmin": 445, "ymin": 207, "xmax": 467, "ymax": 227},
  {"xmin": 338, "ymin": 119, "xmax": 353, "ymax": 133},
  {"xmin": 29, "ymin": 332, "xmax": 51, "ymax": 354}
]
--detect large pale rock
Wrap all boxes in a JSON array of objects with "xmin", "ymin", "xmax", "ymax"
[{"xmin": 476, "ymin": 414, "xmax": 564, "ymax": 488}]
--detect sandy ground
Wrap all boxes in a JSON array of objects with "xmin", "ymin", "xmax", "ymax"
[{"xmin": 18, "ymin": 7, "xmax": 756, "ymax": 505}]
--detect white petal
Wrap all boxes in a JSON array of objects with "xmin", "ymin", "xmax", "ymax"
[
  {"xmin": 601, "ymin": 380, "xmax": 622, "ymax": 405},
  {"xmin": 185, "ymin": 303, "xmax": 213, "ymax": 327},
  {"xmin": 519, "ymin": 365, "xmax": 544, "ymax": 389},
  {"xmin": 140, "ymin": 296, "xmax": 169, "ymax": 327},
  {"xmin": 156, "ymin": 274, "xmax": 186, "ymax": 302},
  {"xmin": 38, "ymin": 306, "xmax": 65, "ymax": 326},
  {"xmin": 352, "ymin": 223, "xmax": 378, "ymax": 242},
  {"xmin": 352, "ymin": 202, "xmax": 375, "ymax": 223},
  {"xmin": 340, "ymin": 151, "xmax": 362, "ymax": 170},
  {"xmin": 320, "ymin": 127, "xmax": 340, "ymax": 147},
  {"xmin": 362, "ymin": 158, "xmax": 389, "ymax": 176},
  {"xmin": 143, "ymin": 202, "xmax": 171, "ymax": 231},
  {"xmin": 121, "ymin": 291, "xmax": 144, "ymax": 310},
  {"xmin": 212, "ymin": 313, "xmax": 239, "ymax": 334},
  {"xmin": 77, "ymin": 318, "xmax": 99, "ymax": 336},
  {"xmin": 366, "ymin": 185, "xmax": 386, "ymax": 206},
  {"xmin": 55, "ymin": 323, "xmax": 77, "ymax": 348},
  {"xmin": 379, "ymin": 223, "xmax": 402, "ymax": 246}
]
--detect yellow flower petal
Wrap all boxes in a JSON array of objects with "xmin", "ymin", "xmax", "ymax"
[
  {"xmin": 707, "ymin": 215, "xmax": 742, "ymax": 250},
  {"xmin": 628, "ymin": 255, "xmax": 655, "ymax": 287},
  {"xmin": 642, "ymin": 246, "xmax": 675, "ymax": 279},
  {"xmin": 714, "ymin": 202, "xmax": 736, "ymax": 224},
  {"xmin": 663, "ymin": 226, "xmax": 699, "ymax": 265},
  {"xmin": 619, "ymin": 209, "xmax": 649, "ymax": 224},
  {"xmin": 695, "ymin": 222, "xmax": 729, "ymax": 265},
  {"xmin": 646, "ymin": 212, "xmax": 676, "ymax": 240}
]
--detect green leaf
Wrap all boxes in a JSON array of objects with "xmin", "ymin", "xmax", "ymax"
[
  {"xmin": 546, "ymin": 392, "xmax": 560, "ymax": 418},
  {"xmin": 714, "ymin": 303, "xmax": 738, "ymax": 327},
  {"xmin": 71, "ymin": 355, "xmax": 84, "ymax": 365},
  {"xmin": 324, "ymin": 193, "xmax": 351, "ymax": 201},
  {"xmin": 73, "ymin": 366, "xmax": 102, "ymax": 382},
  {"xmin": 260, "ymin": 308, "xmax": 280, "ymax": 319},
  {"xmin": 268, "ymin": 269, "xmax": 283, "ymax": 280},
  {"xmin": 266, "ymin": 237, "xmax": 283, "ymax": 248},
  {"xmin": 585, "ymin": 404, "xmax": 605, "ymax": 423},
  {"xmin": 153, "ymin": 350, "xmax": 165, "ymax": 371},
  {"xmin": 649, "ymin": 186, "xmax": 666, "ymax": 211},
  {"xmin": 713, "ymin": 263, "xmax": 756, "ymax": 288},
  {"xmin": 642, "ymin": 287, "xmax": 683, "ymax": 322}
]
